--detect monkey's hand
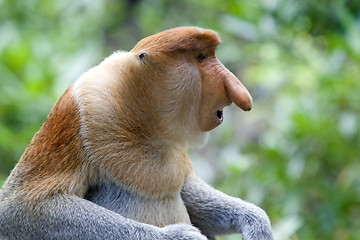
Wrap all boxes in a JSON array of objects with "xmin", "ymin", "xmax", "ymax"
[
  {"xmin": 160, "ymin": 224, "xmax": 207, "ymax": 240},
  {"xmin": 232, "ymin": 200, "xmax": 273, "ymax": 240},
  {"xmin": 182, "ymin": 174, "xmax": 273, "ymax": 240}
]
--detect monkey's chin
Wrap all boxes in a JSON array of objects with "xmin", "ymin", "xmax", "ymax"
[{"xmin": 188, "ymin": 132, "xmax": 210, "ymax": 149}]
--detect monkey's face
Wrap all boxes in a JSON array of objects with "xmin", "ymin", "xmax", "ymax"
[
  {"xmin": 130, "ymin": 27, "xmax": 252, "ymax": 144},
  {"xmin": 195, "ymin": 50, "xmax": 252, "ymax": 132}
]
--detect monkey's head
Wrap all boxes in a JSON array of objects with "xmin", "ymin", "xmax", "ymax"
[{"xmin": 128, "ymin": 27, "xmax": 252, "ymax": 145}]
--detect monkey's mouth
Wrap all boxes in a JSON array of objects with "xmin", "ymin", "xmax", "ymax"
[
  {"xmin": 200, "ymin": 107, "xmax": 227, "ymax": 132},
  {"xmin": 216, "ymin": 109, "xmax": 224, "ymax": 122}
]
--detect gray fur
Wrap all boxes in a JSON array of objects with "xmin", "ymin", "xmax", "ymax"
[
  {"xmin": 84, "ymin": 175, "xmax": 274, "ymax": 240},
  {"xmin": 0, "ymin": 172, "xmax": 273, "ymax": 240},
  {"xmin": 84, "ymin": 181, "xmax": 191, "ymax": 226},
  {"xmin": 0, "ymin": 186, "xmax": 206, "ymax": 240},
  {"xmin": 181, "ymin": 175, "xmax": 274, "ymax": 240}
]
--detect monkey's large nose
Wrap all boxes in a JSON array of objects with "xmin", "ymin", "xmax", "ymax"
[{"xmin": 224, "ymin": 72, "xmax": 252, "ymax": 111}]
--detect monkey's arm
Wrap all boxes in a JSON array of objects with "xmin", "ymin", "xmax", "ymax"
[
  {"xmin": 181, "ymin": 174, "xmax": 274, "ymax": 240},
  {"xmin": 0, "ymin": 194, "xmax": 205, "ymax": 240}
]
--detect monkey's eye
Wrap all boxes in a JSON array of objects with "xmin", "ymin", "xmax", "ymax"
[
  {"xmin": 138, "ymin": 50, "xmax": 148, "ymax": 62},
  {"xmin": 196, "ymin": 53, "xmax": 206, "ymax": 62}
]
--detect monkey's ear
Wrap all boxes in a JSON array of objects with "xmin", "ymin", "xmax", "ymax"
[{"xmin": 138, "ymin": 50, "xmax": 149, "ymax": 62}]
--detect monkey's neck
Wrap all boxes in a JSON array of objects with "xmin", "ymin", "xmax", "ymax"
[
  {"xmin": 83, "ymin": 126, "xmax": 193, "ymax": 198},
  {"xmin": 117, "ymin": 141, "xmax": 193, "ymax": 198}
]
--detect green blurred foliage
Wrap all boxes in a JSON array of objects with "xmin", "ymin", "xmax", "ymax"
[{"xmin": 1, "ymin": 0, "xmax": 359, "ymax": 239}]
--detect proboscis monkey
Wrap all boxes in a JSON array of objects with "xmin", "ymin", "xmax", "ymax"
[{"xmin": 0, "ymin": 27, "xmax": 273, "ymax": 240}]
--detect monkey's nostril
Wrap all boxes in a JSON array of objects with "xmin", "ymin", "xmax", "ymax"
[{"xmin": 216, "ymin": 110, "xmax": 223, "ymax": 121}]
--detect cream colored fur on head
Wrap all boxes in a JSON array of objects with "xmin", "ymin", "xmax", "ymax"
[{"xmin": 74, "ymin": 51, "xmax": 205, "ymax": 146}]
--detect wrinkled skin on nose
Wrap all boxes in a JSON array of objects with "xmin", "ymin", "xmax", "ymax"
[{"xmin": 198, "ymin": 57, "xmax": 252, "ymax": 132}]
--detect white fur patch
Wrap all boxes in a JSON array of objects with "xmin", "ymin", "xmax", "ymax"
[{"xmin": 72, "ymin": 51, "xmax": 136, "ymax": 166}]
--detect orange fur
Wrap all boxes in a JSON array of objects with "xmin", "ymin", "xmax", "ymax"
[
  {"xmin": 131, "ymin": 27, "xmax": 221, "ymax": 53},
  {"xmin": 11, "ymin": 86, "xmax": 88, "ymax": 202}
]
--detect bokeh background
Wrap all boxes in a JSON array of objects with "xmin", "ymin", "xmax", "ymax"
[{"xmin": 1, "ymin": 0, "xmax": 360, "ymax": 239}]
